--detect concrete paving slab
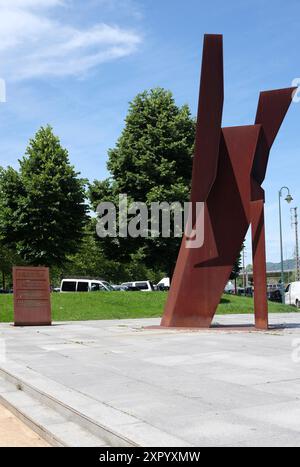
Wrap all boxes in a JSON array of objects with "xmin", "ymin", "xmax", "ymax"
[
  {"xmin": 234, "ymin": 400, "xmax": 300, "ymax": 433},
  {"xmin": 1, "ymin": 313, "xmax": 300, "ymax": 446}
]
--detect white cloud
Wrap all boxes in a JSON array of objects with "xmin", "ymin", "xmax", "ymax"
[
  {"xmin": 0, "ymin": 0, "xmax": 63, "ymax": 7},
  {"xmin": 0, "ymin": 0, "xmax": 141, "ymax": 80}
]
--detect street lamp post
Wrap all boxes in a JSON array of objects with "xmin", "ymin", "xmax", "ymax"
[
  {"xmin": 279, "ymin": 187, "xmax": 293, "ymax": 303},
  {"xmin": 291, "ymin": 207, "xmax": 300, "ymax": 281}
]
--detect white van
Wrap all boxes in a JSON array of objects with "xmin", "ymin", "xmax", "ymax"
[
  {"xmin": 156, "ymin": 277, "xmax": 170, "ymax": 290},
  {"xmin": 121, "ymin": 281, "xmax": 154, "ymax": 291},
  {"xmin": 285, "ymin": 282, "xmax": 300, "ymax": 307},
  {"xmin": 60, "ymin": 278, "xmax": 113, "ymax": 293},
  {"xmin": 225, "ymin": 281, "xmax": 235, "ymax": 293}
]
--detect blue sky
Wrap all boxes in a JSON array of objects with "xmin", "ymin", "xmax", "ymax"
[{"xmin": 0, "ymin": 0, "xmax": 299, "ymax": 264}]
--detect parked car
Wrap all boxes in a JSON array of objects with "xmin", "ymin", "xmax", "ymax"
[
  {"xmin": 122, "ymin": 284, "xmax": 140, "ymax": 291},
  {"xmin": 240, "ymin": 286, "xmax": 253, "ymax": 297},
  {"xmin": 224, "ymin": 281, "xmax": 235, "ymax": 294},
  {"xmin": 267, "ymin": 284, "xmax": 278, "ymax": 290},
  {"xmin": 121, "ymin": 281, "xmax": 154, "ymax": 292},
  {"xmin": 156, "ymin": 277, "xmax": 170, "ymax": 291},
  {"xmin": 156, "ymin": 283, "xmax": 169, "ymax": 291},
  {"xmin": 285, "ymin": 282, "xmax": 300, "ymax": 307},
  {"xmin": 111, "ymin": 284, "xmax": 128, "ymax": 291},
  {"xmin": 0, "ymin": 288, "xmax": 13, "ymax": 294},
  {"xmin": 60, "ymin": 278, "xmax": 114, "ymax": 292},
  {"xmin": 268, "ymin": 288, "xmax": 282, "ymax": 303}
]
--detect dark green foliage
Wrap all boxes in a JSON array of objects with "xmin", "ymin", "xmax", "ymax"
[
  {"xmin": 0, "ymin": 245, "xmax": 21, "ymax": 289},
  {"xmin": 230, "ymin": 246, "xmax": 243, "ymax": 294},
  {"xmin": 50, "ymin": 221, "xmax": 164, "ymax": 286},
  {"xmin": 89, "ymin": 88, "xmax": 196, "ymax": 275},
  {"xmin": 0, "ymin": 126, "xmax": 88, "ymax": 267}
]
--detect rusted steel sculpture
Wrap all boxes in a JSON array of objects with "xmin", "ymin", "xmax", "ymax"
[
  {"xmin": 161, "ymin": 34, "xmax": 295, "ymax": 329},
  {"xmin": 13, "ymin": 266, "xmax": 52, "ymax": 326}
]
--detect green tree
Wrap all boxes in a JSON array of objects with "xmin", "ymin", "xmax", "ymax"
[
  {"xmin": 0, "ymin": 126, "xmax": 87, "ymax": 267},
  {"xmin": 0, "ymin": 244, "xmax": 21, "ymax": 289},
  {"xmin": 55, "ymin": 222, "xmax": 125, "ymax": 284},
  {"xmin": 50, "ymin": 221, "xmax": 164, "ymax": 286},
  {"xmin": 89, "ymin": 88, "xmax": 195, "ymax": 277},
  {"xmin": 230, "ymin": 246, "xmax": 243, "ymax": 293}
]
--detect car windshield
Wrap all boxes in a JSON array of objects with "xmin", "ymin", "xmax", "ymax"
[
  {"xmin": 101, "ymin": 281, "xmax": 114, "ymax": 291},
  {"xmin": 91, "ymin": 283, "xmax": 105, "ymax": 292}
]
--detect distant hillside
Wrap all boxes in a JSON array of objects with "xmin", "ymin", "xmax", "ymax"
[{"xmin": 266, "ymin": 259, "xmax": 295, "ymax": 271}]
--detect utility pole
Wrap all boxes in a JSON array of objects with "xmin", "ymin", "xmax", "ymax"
[
  {"xmin": 279, "ymin": 187, "xmax": 293, "ymax": 303},
  {"xmin": 291, "ymin": 207, "xmax": 300, "ymax": 281}
]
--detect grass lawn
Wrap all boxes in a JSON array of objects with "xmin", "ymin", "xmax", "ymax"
[{"xmin": 0, "ymin": 291, "xmax": 297, "ymax": 323}]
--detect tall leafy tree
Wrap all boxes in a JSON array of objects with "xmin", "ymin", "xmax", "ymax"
[
  {"xmin": 0, "ymin": 244, "xmax": 21, "ymax": 289},
  {"xmin": 0, "ymin": 126, "xmax": 87, "ymax": 267},
  {"xmin": 89, "ymin": 88, "xmax": 196, "ymax": 276},
  {"xmin": 230, "ymin": 246, "xmax": 243, "ymax": 293},
  {"xmin": 50, "ymin": 220, "xmax": 164, "ymax": 286}
]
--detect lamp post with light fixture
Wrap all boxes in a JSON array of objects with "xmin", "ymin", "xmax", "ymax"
[
  {"xmin": 279, "ymin": 187, "xmax": 293, "ymax": 303},
  {"xmin": 291, "ymin": 207, "xmax": 300, "ymax": 282}
]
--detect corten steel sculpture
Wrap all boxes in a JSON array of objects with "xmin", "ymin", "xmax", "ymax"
[
  {"xmin": 161, "ymin": 34, "xmax": 295, "ymax": 330},
  {"xmin": 13, "ymin": 266, "xmax": 52, "ymax": 326}
]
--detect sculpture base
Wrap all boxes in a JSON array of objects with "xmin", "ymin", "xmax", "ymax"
[
  {"xmin": 14, "ymin": 322, "xmax": 52, "ymax": 327},
  {"xmin": 144, "ymin": 324, "xmax": 283, "ymax": 332}
]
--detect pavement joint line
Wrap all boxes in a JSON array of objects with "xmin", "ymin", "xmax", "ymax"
[
  {"xmin": 0, "ymin": 387, "xmax": 64, "ymax": 447},
  {"xmin": 0, "ymin": 366, "xmax": 137, "ymax": 447},
  {"xmin": 1, "ymin": 314, "xmax": 300, "ymax": 446},
  {"xmin": 0, "ymin": 362, "xmax": 190, "ymax": 447}
]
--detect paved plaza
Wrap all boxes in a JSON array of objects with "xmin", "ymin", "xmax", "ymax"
[{"xmin": 1, "ymin": 313, "xmax": 300, "ymax": 446}]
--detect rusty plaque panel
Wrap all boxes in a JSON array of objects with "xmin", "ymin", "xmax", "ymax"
[
  {"xmin": 161, "ymin": 34, "xmax": 295, "ymax": 329},
  {"xmin": 13, "ymin": 266, "xmax": 51, "ymax": 326}
]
